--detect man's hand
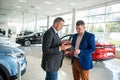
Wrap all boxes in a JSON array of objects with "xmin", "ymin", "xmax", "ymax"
[
  {"xmin": 61, "ymin": 40, "xmax": 71, "ymax": 45},
  {"xmin": 60, "ymin": 42, "xmax": 71, "ymax": 51}
]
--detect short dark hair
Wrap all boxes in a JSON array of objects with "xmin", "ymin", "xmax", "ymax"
[
  {"xmin": 53, "ymin": 17, "xmax": 64, "ymax": 24},
  {"xmin": 76, "ymin": 20, "xmax": 85, "ymax": 26}
]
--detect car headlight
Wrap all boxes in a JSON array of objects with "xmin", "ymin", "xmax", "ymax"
[
  {"xmin": 6, "ymin": 52, "xmax": 25, "ymax": 59},
  {"xmin": 6, "ymin": 53, "xmax": 19, "ymax": 58}
]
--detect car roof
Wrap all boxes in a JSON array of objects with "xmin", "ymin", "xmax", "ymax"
[
  {"xmin": 60, "ymin": 34, "xmax": 73, "ymax": 38},
  {"xmin": 27, "ymin": 32, "xmax": 44, "ymax": 35}
]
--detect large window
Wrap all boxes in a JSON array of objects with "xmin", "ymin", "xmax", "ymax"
[
  {"xmin": 106, "ymin": 3, "xmax": 120, "ymax": 13},
  {"xmin": 105, "ymin": 13, "xmax": 120, "ymax": 22},
  {"xmin": 50, "ymin": 13, "xmax": 72, "ymax": 37},
  {"xmin": 76, "ymin": 10, "xmax": 88, "ymax": 23},
  {"xmin": 89, "ymin": 15, "xmax": 105, "ymax": 23},
  {"xmin": 37, "ymin": 18, "xmax": 47, "ymax": 32},
  {"xmin": 88, "ymin": 7, "xmax": 105, "ymax": 15},
  {"xmin": 76, "ymin": 3, "xmax": 120, "ymax": 47}
]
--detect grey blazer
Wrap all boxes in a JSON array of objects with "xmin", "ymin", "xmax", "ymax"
[{"xmin": 41, "ymin": 27, "xmax": 64, "ymax": 72}]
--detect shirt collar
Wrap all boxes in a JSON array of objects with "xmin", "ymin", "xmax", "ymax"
[
  {"xmin": 52, "ymin": 26, "xmax": 58, "ymax": 33},
  {"xmin": 78, "ymin": 30, "xmax": 85, "ymax": 36}
]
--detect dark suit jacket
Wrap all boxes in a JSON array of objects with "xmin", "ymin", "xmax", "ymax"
[
  {"xmin": 41, "ymin": 27, "xmax": 64, "ymax": 72},
  {"xmin": 71, "ymin": 31, "xmax": 96, "ymax": 70}
]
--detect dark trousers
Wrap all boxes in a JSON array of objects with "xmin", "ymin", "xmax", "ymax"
[
  {"xmin": 45, "ymin": 71, "xmax": 58, "ymax": 80},
  {"xmin": 72, "ymin": 58, "xmax": 89, "ymax": 80}
]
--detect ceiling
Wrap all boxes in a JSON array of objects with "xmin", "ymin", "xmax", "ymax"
[{"xmin": 0, "ymin": 0, "xmax": 120, "ymax": 23}]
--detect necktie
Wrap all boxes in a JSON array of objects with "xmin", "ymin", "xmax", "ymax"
[{"xmin": 56, "ymin": 33, "xmax": 59, "ymax": 38}]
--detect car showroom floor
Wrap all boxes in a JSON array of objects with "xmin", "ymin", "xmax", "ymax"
[{"xmin": 17, "ymin": 44, "xmax": 120, "ymax": 80}]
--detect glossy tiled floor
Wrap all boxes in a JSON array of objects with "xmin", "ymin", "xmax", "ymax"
[{"xmin": 18, "ymin": 45, "xmax": 120, "ymax": 80}]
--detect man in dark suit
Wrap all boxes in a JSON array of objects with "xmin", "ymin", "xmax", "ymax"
[
  {"xmin": 41, "ymin": 17, "xmax": 71, "ymax": 80},
  {"xmin": 71, "ymin": 20, "xmax": 96, "ymax": 80}
]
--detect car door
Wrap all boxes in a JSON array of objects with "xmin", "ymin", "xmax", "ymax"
[
  {"xmin": 39, "ymin": 32, "xmax": 44, "ymax": 43},
  {"xmin": 33, "ymin": 33, "xmax": 41, "ymax": 44}
]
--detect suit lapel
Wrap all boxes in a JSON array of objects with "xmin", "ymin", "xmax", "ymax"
[
  {"xmin": 50, "ymin": 27, "xmax": 61, "ymax": 45},
  {"xmin": 55, "ymin": 33, "xmax": 60, "ymax": 40}
]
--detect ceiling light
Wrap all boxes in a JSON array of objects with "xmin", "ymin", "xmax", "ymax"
[
  {"xmin": 56, "ymin": 8, "xmax": 61, "ymax": 11},
  {"xmin": 19, "ymin": 0, "xmax": 27, "ymax": 3},
  {"xmin": 69, "ymin": 3, "xmax": 77, "ymax": 6},
  {"xmin": 36, "ymin": 7, "xmax": 42, "ymax": 9},
  {"xmin": 44, "ymin": 1, "xmax": 53, "ymax": 4},
  {"xmin": 14, "ymin": 5, "xmax": 21, "ymax": 9},
  {"xmin": 28, "ymin": 10, "xmax": 34, "ymax": 13}
]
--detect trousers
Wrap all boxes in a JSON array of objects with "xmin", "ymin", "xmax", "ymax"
[
  {"xmin": 45, "ymin": 71, "xmax": 58, "ymax": 80},
  {"xmin": 72, "ymin": 58, "xmax": 89, "ymax": 80}
]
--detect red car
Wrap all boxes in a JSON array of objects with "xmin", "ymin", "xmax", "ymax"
[{"xmin": 60, "ymin": 34, "xmax": 116, "ymax": 61}]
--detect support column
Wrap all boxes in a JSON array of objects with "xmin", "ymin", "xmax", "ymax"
[
  {"xmin": 71, "ymin": 9, "xmax": 76, "ymax": 33},
  {"xmin": 22, "ymin": 12, "xmax": 24, "ymax": 31},
  {"xmin": 103, "ymin": 6, "xmax": 107, "ymax": 40},
  {"xmin": 47, "ymin": 16, "xmax": 50, "ymax": 29},
  {"xmin": 35, "ymin": 13, "xmax": 37, "ymax": 32}
]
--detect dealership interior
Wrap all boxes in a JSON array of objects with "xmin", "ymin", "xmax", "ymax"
[{"xmin": 0, "ymin": 0, "xmax": 120, "ymax": 80}]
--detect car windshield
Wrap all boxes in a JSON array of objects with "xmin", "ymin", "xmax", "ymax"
[
  {"xmin": 27, "ymin": 32, "xmax": 44, "ymax": 36},
  {"xmin": 18, "ymin": 31, "xmax": 34, "ymax": 36},
  {"xmin": 26, "ymin": 32, "xmax": 35, "ymax": 36}
]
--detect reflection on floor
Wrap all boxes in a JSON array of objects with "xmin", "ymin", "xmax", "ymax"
[{"xmin": 18, "ymin": 45, "xmax": 120, "ymax": 80}]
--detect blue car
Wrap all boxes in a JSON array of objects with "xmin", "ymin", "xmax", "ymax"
[{"xmin": 0, "ymin": 45, "xmax": 27, "ymax": 80}]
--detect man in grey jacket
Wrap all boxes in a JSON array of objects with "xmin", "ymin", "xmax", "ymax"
[{"xmin": 41, "ymin": 17, "xmax": 71, "ymax": 80}]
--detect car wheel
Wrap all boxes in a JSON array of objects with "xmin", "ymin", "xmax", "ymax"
[
  {"xmin": 24, "ymin": 40, "xmax": 31, "ymax": 46},
  {"xmin": 0, "ymin": 72, "xmax": 6, "ymax": 80}
]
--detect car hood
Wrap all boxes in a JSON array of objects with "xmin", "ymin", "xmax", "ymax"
[{"xmin": 0, "ymin": 45, "xmax": 24, "ymax": 55}]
